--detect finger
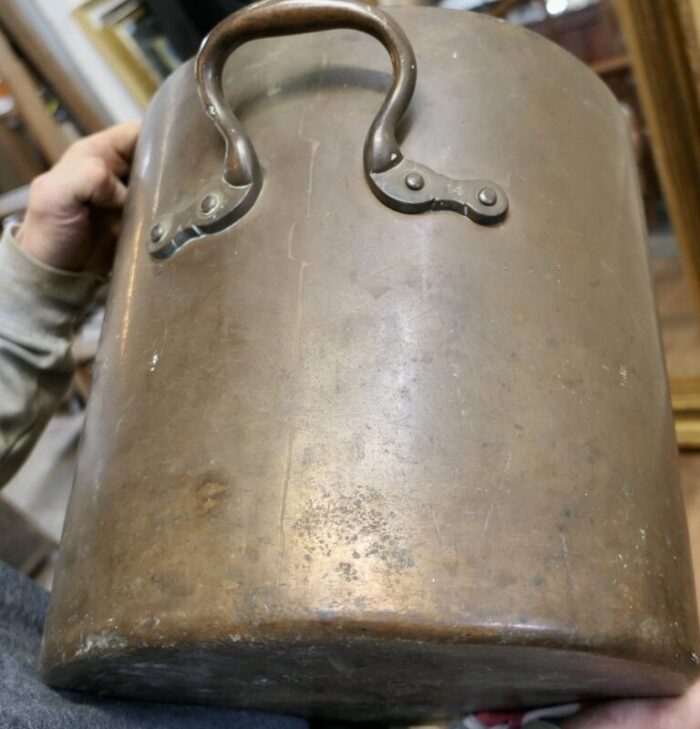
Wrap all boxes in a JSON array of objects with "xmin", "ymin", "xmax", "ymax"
[
  {"xmin": 75, "ymin": 157, "xmax": 129, "ymax": 209},
  {"xmin": 676, "ymin": 679, "xmax": 700, "ymax": 724},
  {"xmin": 86, "ymin": 210, "xmax": 122, "ymax": 276},
  {"xmin": 562, "ymin": 696, "xmax": 680, "ymax": 728},
  {"xmin": 63, "ymin": 121, "xmax": 141, "ymax": 178},
  {"xmin": 26, "ymin": 155, "xmax": 128, "ymax": 229},
  {"xmin": 92, "ymin": 174, "xmax": 128, "ymax": 209}
]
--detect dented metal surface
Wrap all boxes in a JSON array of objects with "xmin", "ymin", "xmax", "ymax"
[{"xmin": 41, "ymin": 0, "xmax": 698, "ymax": 720}]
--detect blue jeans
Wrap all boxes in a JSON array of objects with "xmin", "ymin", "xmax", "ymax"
[{"xmin": 0, "ymin": 562, "xmax": 307, "ymax": 729}]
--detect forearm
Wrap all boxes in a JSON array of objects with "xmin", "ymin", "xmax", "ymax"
[{"xmin": 0, "ymin": 226, "xmax": 99, "ymax": 487}]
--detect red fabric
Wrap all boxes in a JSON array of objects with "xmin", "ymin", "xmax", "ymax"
[{"xmin": 473, "ymin": 713, "xmax": 523, "ymax": 728}]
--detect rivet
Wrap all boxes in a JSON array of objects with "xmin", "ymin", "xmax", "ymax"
[
  {"xmin": 150, "ymin": 223, "xmax": 165, "ymax": 243},
  {"xmin": 405, "ymin": 172, "xmax": 425, "ymax": 191},
  {"xmin": 200, "ymin": 194, "xmax": 219, "ymax": 215},
  {"xmin": 478, "ymin": 187, "xmax": 497, "ymax": 206}
]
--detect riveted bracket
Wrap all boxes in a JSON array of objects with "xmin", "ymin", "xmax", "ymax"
[
  {"xmin": 147, "ymin": 180, "xmax": 257, "ymax": 261},
  {"xmin": 369, "ymin": 158, "xmax": 508, "ymax": 225}
]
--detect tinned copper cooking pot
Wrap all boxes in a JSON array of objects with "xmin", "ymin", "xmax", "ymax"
[{"xmin": 40, "ymin": 0, "xmax": 699, "ymax": 719}]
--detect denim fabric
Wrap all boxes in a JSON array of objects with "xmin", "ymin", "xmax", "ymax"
[{"xmin": 0, "ymin": 562, "xmax": 307, "ymax": 729}]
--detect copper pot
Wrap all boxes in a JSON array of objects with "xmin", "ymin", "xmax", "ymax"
[{"xmin": 41, "ymin": 0, "xmax": 699, "ymax": 719}]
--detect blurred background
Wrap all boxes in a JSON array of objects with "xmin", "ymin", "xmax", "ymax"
[{"xmin": 2, "ymin": 0, "xmax": 700, "ymax": 598}]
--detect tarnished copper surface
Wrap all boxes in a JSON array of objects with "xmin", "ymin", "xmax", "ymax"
[{"xmin": 40, "ymin": 2, "xmax": 699, "ymax": 720}]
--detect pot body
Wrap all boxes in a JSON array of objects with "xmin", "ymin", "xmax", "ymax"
[{"xmin": 41, "ymin": 6, "xmax": 698, "ymax": 720}]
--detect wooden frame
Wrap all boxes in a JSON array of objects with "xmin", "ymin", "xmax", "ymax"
[
  {"xmin": 0, "ymin": 0, "xmax": 110, "ymax": 133},
  {"xmin": 615, "ymin": 0, "xmax": 700, "ymax": 315},
  {"xmin": 672, "ymin": 379, "xmax": 700, "ymax": 449},
  {"xmin": 73, "ymin": 0, "xmax": 179, "ymax": 108},
  {"xmin": 0, "ymin": 26, "xmax": 69, "ymax": 164},
  {"xmin": 615, "ymin": 1, "xmax": 700, "ymax": 449}
]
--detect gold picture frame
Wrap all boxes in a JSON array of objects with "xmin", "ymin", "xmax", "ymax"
[
  {"xmin": 615, "ymin": 1, "xmax": 700, "ymax": 451},
  {"xmin": 671, "ymin": 379, "xmax": 700, "ymax": 450},
  {"xmin": 73, "ymin": 0, "xmax": 180, "ymax": 108}
]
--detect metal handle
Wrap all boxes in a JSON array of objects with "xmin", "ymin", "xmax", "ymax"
[
  {"xmin": 147, "ymin": 0, "xmax": 508, "ymax": 260},
  {"xmin": 196, "ymin": 0, "xmax": 416, "ymax": 189}
]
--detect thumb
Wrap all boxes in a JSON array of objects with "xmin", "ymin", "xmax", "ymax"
[{"xmin": 562, "ymin": 683, "xmax": 700, "ymax": 729}]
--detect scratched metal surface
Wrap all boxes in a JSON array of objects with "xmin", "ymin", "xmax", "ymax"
[{"xmin": 40, "ymin": 6, "xmax": 699, "ymax": 719}]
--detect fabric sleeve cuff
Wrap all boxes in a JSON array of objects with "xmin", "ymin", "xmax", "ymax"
[{"xmin": 0, "ymin": 225, "xmax": 102, "ymax": 337}]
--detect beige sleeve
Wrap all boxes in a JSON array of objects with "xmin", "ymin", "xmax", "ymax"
[{"xmin": 0, "ymin": 225, "xmax": 101, "ymax": 487}]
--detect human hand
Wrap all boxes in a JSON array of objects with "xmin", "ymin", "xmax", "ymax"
[
  {"xmin": 17, "ymin": 122, "xmax": 140, "ymax": 276},
  {"xmin": 563, "ymin": 678, "xmax": 700, "ymax": 728}
]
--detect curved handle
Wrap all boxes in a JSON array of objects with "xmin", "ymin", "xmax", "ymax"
[
  {"xmin": 147, "ymin": 0, "xmax": 508, "ymax": 260},
  {"xmin": 196, "ymin": 0, "xmax": 416, "ymax": 189}
]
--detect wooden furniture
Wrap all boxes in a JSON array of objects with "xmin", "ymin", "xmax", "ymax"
[
  {"xmin": 0, "ymin": 0, "xmax": 110, "ymax": 134},
  {"xmin": 615, "ymin": 0, "xmax": 700, "ymax": 448},
  {"xmin": 615, "ymin": 0, "xmax": 700, "ymax": 316},
  {"xmin": 0, "ymin": 108, "xmax": 42, "ymax": 190},
  {"xmin": 0, "ymin": 26, "xmax": 70, "ymax": 164}
]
